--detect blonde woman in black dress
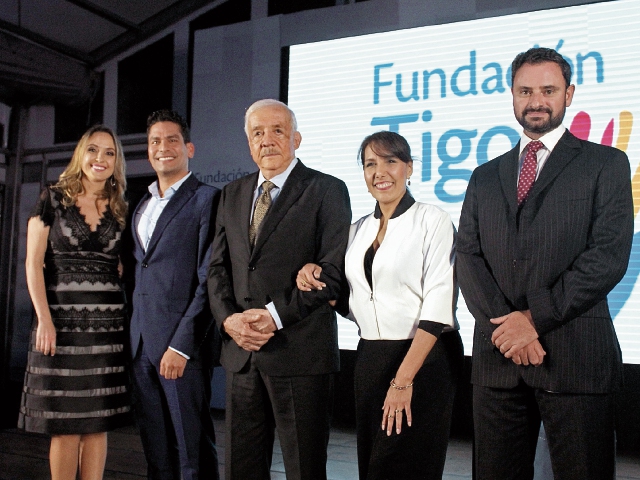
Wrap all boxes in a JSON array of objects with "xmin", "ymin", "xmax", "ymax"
[{"xmin": 19, "ymin": 125, "xmax": 130, "ymax": 480}]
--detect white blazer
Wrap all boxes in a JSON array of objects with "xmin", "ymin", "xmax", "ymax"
[{"xmin": 345, "ymin": 201, "xmax": 458, "ymax": 340}]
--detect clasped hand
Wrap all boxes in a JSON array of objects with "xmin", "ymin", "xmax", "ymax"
[
  {"xmin": 490, "ymin": 310, "xmax": 546, "ymax": 366},
  {"xmin": 224, "ymin": 309, "xmax": 276, "ymax": 352}
]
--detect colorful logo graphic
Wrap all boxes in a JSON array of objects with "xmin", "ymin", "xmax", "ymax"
[{"xmin": 571, "ymin": 110, "xmax": 638, "ymax": 318}]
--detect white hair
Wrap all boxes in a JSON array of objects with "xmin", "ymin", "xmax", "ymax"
[{"xmin": 244, "ymin": 99, "xmax": 298, "ymax": 137}]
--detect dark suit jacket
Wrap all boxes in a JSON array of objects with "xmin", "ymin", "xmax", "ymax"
[
  {"xmin": 457, "ymin": 130, "xmax": 633, "ymax": 393},
  {"xmin": 207, "ymin": 160, "xmax": 351, "ymax": 376},
  {"xmin": 130, "ymin": 174, "xmax": 220, "ymax": 367}
]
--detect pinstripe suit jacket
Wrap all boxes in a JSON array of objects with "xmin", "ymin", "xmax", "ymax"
[{"xmin": 457, "ymin": 130, "xmax": 633, "ymax": 393}]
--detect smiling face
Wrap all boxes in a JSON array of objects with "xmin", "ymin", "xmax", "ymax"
[
  {"xmin": 363, "ymin": 144, "xmax": 413, "ymax": 213},
  {"xmin": 512, "ymin": 61, "xmax": 575, "ymax": 139},
  {"xmin": 81, "ymin": 131, "xmax": 116, "ymax": 186},
  {"xmin": 246, "ymin": 104, "xmax": 302, "ymax": 179},
  {"xmin": 147, "ymin": 121, "xmax": 194, "ymax": 186}
]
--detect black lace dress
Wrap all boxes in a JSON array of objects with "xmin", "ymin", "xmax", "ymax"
[{"xmin": 18, "ymin": 187, "xmax": 132, "ymax": 435}]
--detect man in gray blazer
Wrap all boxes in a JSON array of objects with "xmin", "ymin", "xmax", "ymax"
[
  {"xmin": 208, "ymin": 99, "xmax": 351, "ymax": 479},
  {"xmin": 457, "ymin": 48, "xmax": 633, "ymax": 479},
  {"xmin": 130, "ymin": 110, "xmax": 219, "ymax": 480}
]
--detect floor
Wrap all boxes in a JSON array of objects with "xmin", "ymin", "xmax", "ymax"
[{"xmin": 0, "ymin": 411, "xmax": 638, "ymax": 479}]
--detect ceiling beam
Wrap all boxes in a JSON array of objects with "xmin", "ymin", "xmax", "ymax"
[
  {"xmin": 90, "ymin": 0, "xmax": 224, "ymax": 65},
  {"xmin": 0, "ymin": 18, "xmax": 91, "ymax": 64},
  {"xmin": 0, "ymin": 28, "xmax": 93, "ymax": 106},
  {"xmin": 64, "ymin": 0, "xmax": 142, "ymax": 32}
]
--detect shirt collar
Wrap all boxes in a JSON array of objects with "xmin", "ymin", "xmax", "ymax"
[
  {"xmin": 519, "ymin": 124, "xmax": 566, "ymax": 155},
  {"xmin": 373, "ymin": 190, "xmax": 416, "ymax": 219},
  {"xmin": 148, "ymin": 172, "xmax": 192, "ymax": 200},
  {"xmin": 256, "ymin": 158, "xmax": 298, "ymax": 192}
]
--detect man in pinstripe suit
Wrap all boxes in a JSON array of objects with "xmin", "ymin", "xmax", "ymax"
[{"xmin": 457, "ymin": 47, "xmax": 633, "ymax": 479}]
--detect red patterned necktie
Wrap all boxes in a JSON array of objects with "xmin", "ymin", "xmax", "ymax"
[{"xmin": 517, "ymin": 140, "xmax": 544, "ymax": 205}]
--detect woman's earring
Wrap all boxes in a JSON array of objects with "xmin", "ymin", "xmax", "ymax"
[
  {"xmin": 407, "ymin": 178, "xmax": 411, "ymax": 186},
  {"xmin": 110, "ymin": 176, "xmax": 116, "ymax": 188}
]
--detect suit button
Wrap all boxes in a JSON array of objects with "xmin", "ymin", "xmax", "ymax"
[
  {"xmin": 248, "ymin": 266, "xmax": 256, "ymax": 271},
  {"xmin": 244, "ymin": 297, "xmax": 252, "ymax": 302},
  {"xmin": 142, "ymin": 263, "xmax": 148, "ymax": 268}
]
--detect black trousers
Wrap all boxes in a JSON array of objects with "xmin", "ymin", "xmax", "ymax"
[
  {"xmin": 354, "ymin": 331, "xmax": 463, "ymax": 480},
  {"xmin": 473, "ymin": 382, "xmax": 616, "ymax": 480},
  {"xmin": 225, "ymin": 355, "xmax": 334, "ymax": 480}
]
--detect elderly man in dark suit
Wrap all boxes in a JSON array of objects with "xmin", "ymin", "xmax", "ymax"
[
  {"xmin": 129, "ymin": 110, "xmax": 219, "ymax": 480},
  {"xmin": 457, "ymin": 47, "xmax": 633, "ymax": 480},
  {"xmin": 207, "ymin": 99, "xmax": 351, "ymax": 479}
]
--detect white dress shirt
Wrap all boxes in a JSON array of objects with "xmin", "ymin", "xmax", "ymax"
[
  {"xmin": 517, "ymin": 125, "xmax": 566, "ymax": 184},
  {"xmin": 135, "ymin": 172, "xmax": 192, "ymax": 359},
  {"xmin": 136, "ymin": 172, "xmax": 192, "ymax": 251}
]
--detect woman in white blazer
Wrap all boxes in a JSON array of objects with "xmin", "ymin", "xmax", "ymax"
[{"xmin": 297, "ymin": 131, "xmax": 463, "ymax": 479}]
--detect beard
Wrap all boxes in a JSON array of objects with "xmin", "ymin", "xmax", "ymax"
[{"xmin": 516, "ymin": 106, "xmax": 565, "ymax": 135}]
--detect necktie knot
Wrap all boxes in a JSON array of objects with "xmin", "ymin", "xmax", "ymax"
[
  {"xmin": 527, "ymin": 140, "xmax": 544, "ymax": 155},
  {"xmin": 262, "ymin": 180, "xmax": 275, "ymax": 194},
  {"xmin": 249, "ymin": 181, "xmax": 276, "ymax": 246},
  {"xmin": 517, "ymin": 141, "xmax": 544, "ymax": 205}
]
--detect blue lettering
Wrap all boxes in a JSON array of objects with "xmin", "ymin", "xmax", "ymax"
[
  {"xmin": 577, "ymin": 51, "xmax": 604, "ymax": 84},
  {"xmin": 481, "ymin": 62, "xmax": 505, "ymax": 94},
  {"xmin": 373, "ymin": 41, "xmax": 606, "ymax": 106},
  {"xmin": 373, "ymin": 63, "xmax": 394, "ymax": 104},
  {"xmin": 435, "ymin": 129, "xmax": 477, "ymax": 203},
  {"xmin": 422, "ymin": 133, "xmax": 432, "ymax": 182},
  {"xmin": 396, "ymin": 72, "xmax": 419, "ymax": 102},
  {"xmin": 421, "ymin": 110, "xmax": 433, "ymax": 181},
  {"xmin": 451, "ymin": 51, "xmax": 477, "ymax": 97},
  {"xmin": 550, "ymin": 40, "xmax": 575, "ymax": 84},
  {"xmin": 423, "ymin": 69, "xmax": 446, "ymax": 99},
  {"xmin": 476, "ymin": 126, "xmax": 519, "ymax": 165},
  {"xmin": 371, "ymin": 113, "xmax": 419, "ymax": 132}
]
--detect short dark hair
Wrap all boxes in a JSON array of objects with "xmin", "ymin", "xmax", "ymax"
[
  {"xmin": 511, "ymin": 47, "xmax": 572, "ymax": 87},
  {"xmin": 147, "ymin": 110, "xmax": 191, "ymax": 143},
  {"xmin": 358, "ymin": 131, "xmax": 414, "ymax": 167}
]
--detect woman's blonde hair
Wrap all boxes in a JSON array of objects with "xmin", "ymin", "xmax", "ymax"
[{"xmin": 56, "ymin": 125, "xmax": 128, "ymax": 226}]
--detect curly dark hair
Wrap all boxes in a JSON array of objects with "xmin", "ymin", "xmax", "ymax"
[{"xmin": 146, "ymin": 110, "xmax": 191, "ymax": 143}]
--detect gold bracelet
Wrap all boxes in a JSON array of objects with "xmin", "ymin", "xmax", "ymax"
[{"xmin": 390, "ymin": 378, "xmax": 414, "ymax": 390}]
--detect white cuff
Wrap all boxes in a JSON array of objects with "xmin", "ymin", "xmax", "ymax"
[
  {"xmin": 266, "ymin": 302, "xmax": 283, "ymax": 330},
  {"xmin": 169, "ymin": 346, "xmax": 190, "ymax": 360}
]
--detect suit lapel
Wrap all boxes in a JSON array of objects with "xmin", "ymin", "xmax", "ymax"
[
  {"xmin": 143, "ymin": 174, "xmax": 198, "ymax": 259},
  {"xmin": 527, "ymin": 130, "xmax": 582, "ymax": 202},
  {"xmin": 498, "ymin": 143, "xmax": 521, "ymax": 220},
  {"xmin": 252, "ymin": 161, "xmax": 311, "ymax": 256},
  {"xmin": 132, "ymin": 191, "xmax": 151, "ymax": 252},
  {"xmin": 240, "ymin": 173, "xmax": 259, "ymax": 254},
  {"xmin": 498, "ymin": 131, "xmax": 582, "ymax": 218}
]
